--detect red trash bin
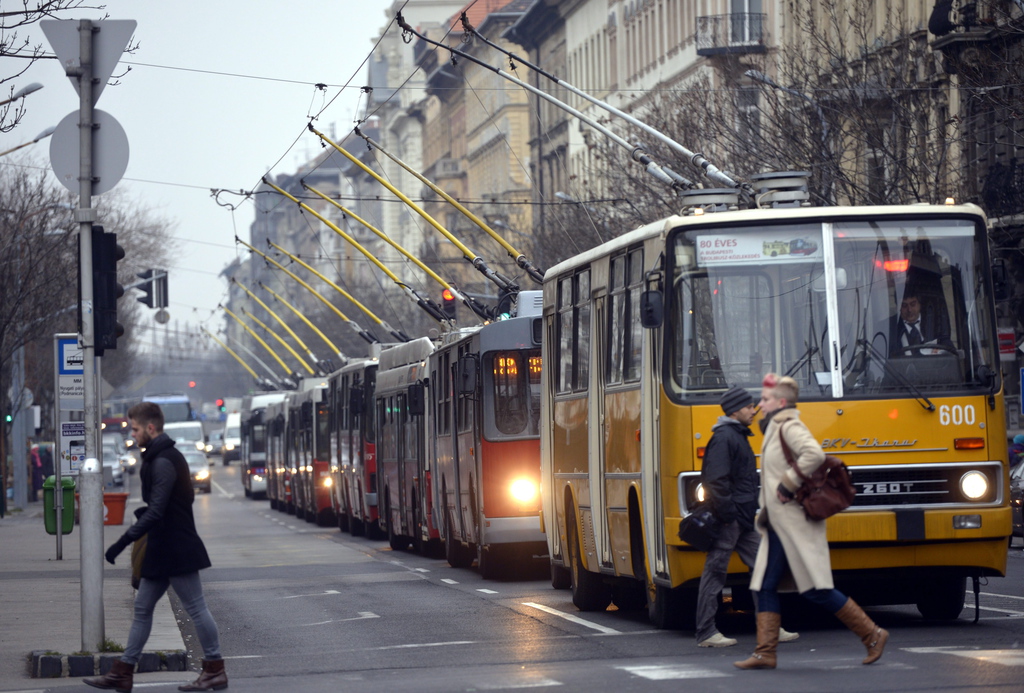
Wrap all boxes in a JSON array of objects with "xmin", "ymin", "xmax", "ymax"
[{"xmin": 102, "ymin": 492, "xmax": 129, "ymax": 525}]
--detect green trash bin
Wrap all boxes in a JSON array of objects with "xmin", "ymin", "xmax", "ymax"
[{"xmin": 43, "ymin": 476, "xmax": 76, "ymax": 536}]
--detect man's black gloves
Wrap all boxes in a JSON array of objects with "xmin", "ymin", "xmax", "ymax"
[{"xmin": 105, "ymin": 537, "xmax": 130, "ymax": 565}]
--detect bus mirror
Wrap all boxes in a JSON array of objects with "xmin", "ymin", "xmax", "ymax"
[
  {"xmin": 640, "ymin": 290, "xmax": 664, "ymax": 328},
  {"xmin": 408, "ymin": 382, "xmax": 425, "ymax": 416},
  {"xmin": 349, "ymin": 388, "xmax": 364, "ymax": 415},
  {"xmin": 459, "ymin": 356, "xmax": 478, "ymax": 394}
]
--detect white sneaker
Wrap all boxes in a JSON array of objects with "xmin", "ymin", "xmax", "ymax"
[
  {"xmin": 779, "ymin": 627, "xmax": 800, "ymax": 642},
  {"xmin": 698, "ymin": 632, "xmax": 738, "ymax": 647}
]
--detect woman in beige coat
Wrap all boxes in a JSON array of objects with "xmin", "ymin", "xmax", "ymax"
[{"xmin": 735, "ymin": 374, "xmax": 888, "ymax": 670}]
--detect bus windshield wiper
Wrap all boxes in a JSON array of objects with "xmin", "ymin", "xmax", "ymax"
[
  {"xmin": 785, "ymin": 345, "xmax": 819, "ymax": 378},
  {"xmin": 857, "ymin": 339, "xmax": 935, "ymax": 411}
]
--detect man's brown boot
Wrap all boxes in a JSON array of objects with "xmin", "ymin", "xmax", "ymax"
[
  {"xmin": 178, "ymin": 658, "xmax": 228, "ymax": 691},
  {"xmin": 734, "ymin": 611, "xmax": 780, "ymax": 670},
  {"xmin": 834, "ymin": 597, "xmax": 889, "ymax": 664},
  {"xmin": 83, "ymin": 658, "xmax": 134, "ymax": 692}
]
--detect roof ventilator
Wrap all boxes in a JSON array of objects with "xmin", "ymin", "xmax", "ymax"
[
  {"xmin": 750, "ymin": 171, "xmax": 811, "ymax": 208},
  {"xmin": 679, "ymin": 189, "xmax": 741, "ymax": 215}
]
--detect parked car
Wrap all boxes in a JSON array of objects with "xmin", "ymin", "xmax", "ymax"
[
  {"xmin": 1011, "ymin": 461, "xmax": 1024, "ymax": 546},
  {"xmin": 183, "ymin": 449, "xmax": 211, "ymax": 493},
  {"xmin": 163, "ymin": 421, "xmax": 207, "ymax": 454}
]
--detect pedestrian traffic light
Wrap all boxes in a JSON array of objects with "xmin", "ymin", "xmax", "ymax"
[
  {"xmin": 136, "ymin": 269, "xmax": 169, "ymax": 309},
  {"xmin": 442, "ymin": 288, "xmax": 457, "ymax": 321},
  {"xmin": 91, "ymin": 226, "xmax": 124, "ymax": 356}
]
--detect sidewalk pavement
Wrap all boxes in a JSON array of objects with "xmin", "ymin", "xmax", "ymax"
[{"xmin": 0, "ymin": 483, "xmax": 186, "ymax": 688}]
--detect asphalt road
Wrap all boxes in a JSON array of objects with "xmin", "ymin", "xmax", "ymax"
[{"xmin": 35, "ymin": 461, "xmax": 1024, "ymax": 693}]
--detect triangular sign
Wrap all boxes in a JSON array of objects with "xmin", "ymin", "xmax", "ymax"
[{"xmin": 40, "ymin": 19, "xmax": 136, "ymax": 107}]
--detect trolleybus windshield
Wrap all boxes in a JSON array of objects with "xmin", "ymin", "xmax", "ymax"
[{"xmin": 667, "ymin": 216, "xmax": 999, "ymax": 402}]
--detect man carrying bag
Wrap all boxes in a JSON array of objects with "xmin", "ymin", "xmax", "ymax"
[{"xmin": 695, "ymin": 386, "xmax": 798, "ymax": 647}]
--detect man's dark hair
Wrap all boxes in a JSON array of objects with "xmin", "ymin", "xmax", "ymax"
[{"xmin": 128, "ymin": 401, "xmax": 165, "ymax": 431}]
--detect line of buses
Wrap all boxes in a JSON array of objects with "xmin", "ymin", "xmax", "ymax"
[{"xmin": 235, "ymin": 189, "xmax": 1013, "ymax": 626}]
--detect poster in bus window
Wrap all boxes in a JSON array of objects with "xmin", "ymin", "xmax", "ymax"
[{"xmin": 696, "ymin": 230, "xmax": 822, "ymax": 266}]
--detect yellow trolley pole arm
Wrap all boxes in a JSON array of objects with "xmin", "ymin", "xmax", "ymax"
[
  {"xmin": 240, "ymin": 308, "xmax": 315, "ymax": 375},
  {"xmin": 261, "ymin": 177, "xmax": 449, "ymax": 324},
  {"xmin": 220, "ymin": 305, "xmax": 295, "ymax": 379},
  {"xmin": 236, "ymin": 237, "xmax": 379, "ymax": 344},
  {"xmin": 266, "ymin": 240, "xmax": 411, "ymax": 342},
  {"xmin": 356, "ymin": 128, "xmax": 543, "ymax": 285},
  {"xmin": 259, "ymin": 282, "xmax": 346, "ymax": 359},
  {"xmin": 307, "ymin": 126, "xmax": 501, "ymax": 319},
  {"xmin": 231, "ymin": 277, "xmax": 320, "ymax": 368},
  {"xmin": 200, "ymin": 327, "xmax": 261, "ymax": 381}
]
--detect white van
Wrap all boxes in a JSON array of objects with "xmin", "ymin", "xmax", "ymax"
[{"xmin": 221, "ymin": 412, "xmax": 242, "ymax": 465}]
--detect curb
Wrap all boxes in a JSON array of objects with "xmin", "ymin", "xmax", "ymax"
[{"xmin": 28, "ymin": 650, "xmax": 187, "ymax": 678}]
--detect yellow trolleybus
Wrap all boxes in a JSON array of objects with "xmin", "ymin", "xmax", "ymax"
[{"xmin": 542, "ymin": 192, "xmax": 1010, "ymax": 627}]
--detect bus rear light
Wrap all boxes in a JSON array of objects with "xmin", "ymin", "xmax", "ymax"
[
  {"xmin": 953, "ymin": 438, "xmax": 984, "ymax": 450},
  {"xmin": 509, "ymin": 478, "xmax": 538, "ymax": 503},
  {"xmin": 697, "ymin": 447, "xmax": 706, "ymax": 458}
]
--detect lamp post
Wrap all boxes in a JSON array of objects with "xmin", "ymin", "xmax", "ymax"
[
  {"xmin": 0, "ymin": 82, "xmax": 44, "ymax": 107},
  {"xmin": 745, "ymin": 69, "xmax": 833, "ymax": 204},
  {"xmin": 0, "ymin": 125, "xmax": 57, "ymax": 158}
]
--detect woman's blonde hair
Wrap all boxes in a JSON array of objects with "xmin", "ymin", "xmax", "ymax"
[{"xmin": 762, "ymin": 372, "xmax": 799, "ymax": 404}]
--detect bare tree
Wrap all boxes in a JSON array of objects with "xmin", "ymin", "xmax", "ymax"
[{"xmin": 0, "ymin": 1, "xmax": 109, "ymax": 133}]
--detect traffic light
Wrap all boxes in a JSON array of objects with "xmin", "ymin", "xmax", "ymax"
[
  {"xmin": 136, "ymin": 269, "xmax": 154, "ymax": 307},
  {"xmin": 441, "ymin": 288, "xmax": 457, "ymax": 321},
  {"xmin": 136, "ymin": 269, "xmax": 169, "ymax": 309},
  {"xmin": 188, "ymin": 381, "xmax": 196, "ymax": 388},
  {"xmin": 91, "ymin": 226, "xmax": 124, "ymax": 356},
  {"xmin": 216, "ymin": 398, "xmax": 226, "ymax": 412}
]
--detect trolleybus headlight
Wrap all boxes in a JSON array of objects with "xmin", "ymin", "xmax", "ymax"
[
  {"xmin": 322, "ymin": 476, "xmax": 333, "ymax": 488},
  {"xmin": 960, "ymin": 471, "xmax": 989, "ymax": 500},
  {"xmin": 695, "ymin": 483, "xmax": 706, "ymax": 504},
  {"xmin": 509, "ymin": 478, "xmax": 538, "ymax": 503}
]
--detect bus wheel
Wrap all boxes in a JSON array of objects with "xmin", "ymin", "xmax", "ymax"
[
  {"xmin": 338, "ymin": 507, "xmax": 349, "ymax": 533},
  {"xmin": 611, "ymin": 579, "xmax": 647, "ymax": 611},
  {"xmin": 350, "ymin": 516, "xmax": 365, "ymax": 537},
  {"xmin": 387, "ymin": 503, "xmax": 410, "ymax": 551},
  {"xmin": 647, "ymin": 581, "xmax": 694, "ymax": 630},
  {"xmin": 550, "ymin": 560, "xmax": 571, "ymax": 590},
  {"xmin": 478, "ymin": 545, "xmax": 508, "ymax": 580},
  {"xmin": 916, "ymin": 576, "xmax": 966, "ymax": 620},
  {"xmin": 567, "ymin": 514, "xmax": 611, "ymax": 611}
]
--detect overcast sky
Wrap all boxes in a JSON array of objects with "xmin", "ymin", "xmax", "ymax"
[{"xmin": 1, "ymin": 0, "xmax": 394, "ymax": 342}]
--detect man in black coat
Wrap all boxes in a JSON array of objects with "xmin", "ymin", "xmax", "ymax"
[
  {"xmin": 84, "ymin": 402, "xmax": 227, "ymax": 692},
  {"xmin": 887, "ymin": 291, "xmax": 953, "ymax": 357},
  {"xmin": 695, "ymin": 386, "xmax": 799, "ymax": 648}
]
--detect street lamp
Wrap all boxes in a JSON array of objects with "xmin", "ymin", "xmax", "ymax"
[
  {"xmin": 0, "ymin": 82, "xmax": 44, "ymax": 107},
  {"xmin": 0, "ymin": 125, "xmax": 57, "ymax": 158},
  {"xmin": 745, "ymin": 69, "xmax": 832, "ymax": 204}
]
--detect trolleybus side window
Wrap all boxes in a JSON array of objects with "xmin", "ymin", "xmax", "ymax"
[
  {"xmin": 556, "ymin": 269, "xmax": 591, "ymax": 394},
  {"xmin": 457, "ymin": 346, "xmax": 475, "ymax": 433},
  {"xmin": 608, "ymin": 248, "xmax": 644, "ymax": 385}
]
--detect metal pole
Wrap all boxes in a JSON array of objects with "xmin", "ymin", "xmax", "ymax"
[
  {"xmin": 52, "ymin": 336, "xmax": 62, "ymax": 560},
  {"xmin": 76, "ymin": 18, "xmax": 104, "ymax": 653},
  {"xmin": 11, "ymin": 345, "xmax": 27, "ymax": 509}
]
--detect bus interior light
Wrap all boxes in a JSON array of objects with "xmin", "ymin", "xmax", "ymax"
[
  {"xmin": 875, "ymin": 259, "xmax": 909, "ymax": 272},
  {"xmin": 953, "ymin": 438, "xmax": 985, "ymax": 450},
  {"xmin": 953, "ymin": 514, "xmax": 981, "ymax": 529},
  {"xmin": 959, "ymin": 471, "xmax": 989, "ymax": 500}
]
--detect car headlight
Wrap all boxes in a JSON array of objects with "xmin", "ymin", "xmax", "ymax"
[
  {"xmin": 960, "ymin": 471, "xmax": 989, "ymax": 500},
  {"xmin": 224, "ymin": 443, "xmax": 235, "ymax": 451},
  {"xmin": 252, "ymin": 474, "xmax": 264, "ymax": 483},
  {"xmin": 195, "ymin": 469, "xmax": 210, "ymax": 481},
  {"xmin": 204, "ymin": 444, "xmax": 213, "ymax": 452},
  {"xmin": 509, "ymin": 478, "xmax": 538, "ymax": 503},
  {"xmin": 195, "ymin": 441, "xmax": 205, "ymax": 451}
]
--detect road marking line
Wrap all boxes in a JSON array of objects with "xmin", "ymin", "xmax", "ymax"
[
  {"xmin": 371, "ymin": 640, "xmax": 477, "ymax": 650},
  {"xmin": 969, "ymin": 604, "xmax": 1024, "ymax": 617},
  {"xmin": 412, "ymin": 568, "xmax": 430, "ymax": 572},
  {"xmin": 301, "ymin": 612, "xmax": 380, "ymax": 626},
  {"xmin": 478, "ymin": 588, "xmax": 499, "ymax": 594},
  {"xmin": 441, "ymin": 578, "xmax": 459, "ymax": 584},
  {"xmin": 904, "ymin": 647, "xmax": 1024, "ymax": 667},
  {"xmin": 980, "ymin": 591, "xmax": 1024, "ymax": 602},
  {"xmin": 475, "ymin": 679, "xmax": 562, "ymax": 689},
  {"xmin": 615, "ymin": 664, "xmax": 730, "ymax": 680},
  {"xmin": 284, "ymin": 590, "xmax": 343, "ymax": 599},
  {"xmin": 522, "ymin": 602, "xmax": 621, "ymax": 634}
]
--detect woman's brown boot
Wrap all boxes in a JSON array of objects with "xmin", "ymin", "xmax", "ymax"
[
  {"xmin": 83, "ymin": 658, "xmax": 134, "ymax": 692},
  {"xmin": 734, "ymin": 611, "xmax": 780, "ymax": 669},
  {"xmin": 178, "ymin": 658, "xmax": 228, "ymax": 691},
  {"xmin": 834, "ymin": 597, "xmax": 889, "ymax": 664}
]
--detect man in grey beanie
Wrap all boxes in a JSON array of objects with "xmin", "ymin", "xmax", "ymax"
[{"xmin": 695, "ymin": 386, "xmax": 799, "ymax": 647}]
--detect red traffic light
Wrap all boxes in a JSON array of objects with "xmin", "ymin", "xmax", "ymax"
[
  {"xmin": 442, "ymin": 288, "xmax": 455, "ymax": 302},
  {"xmin": 215, "ymin": 398, "xmax": 224, "ymax": 407},
  {"xmin": 188, "ymin": 381, "xmax": 196, "ymax": 388}
]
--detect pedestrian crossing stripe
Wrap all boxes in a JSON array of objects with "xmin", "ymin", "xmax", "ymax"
[
  {"xmin": 903, "ymin": 647, "xmax": 1024, "ymax": 667},
  {"xmin": 615, "ymin": 664, "xmax": 730, "ymax": 680}
]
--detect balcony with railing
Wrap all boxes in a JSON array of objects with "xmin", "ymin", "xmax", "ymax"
[{"xmin": 696, "ymin": 13, "xmax": 768, "ymax": 57}]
